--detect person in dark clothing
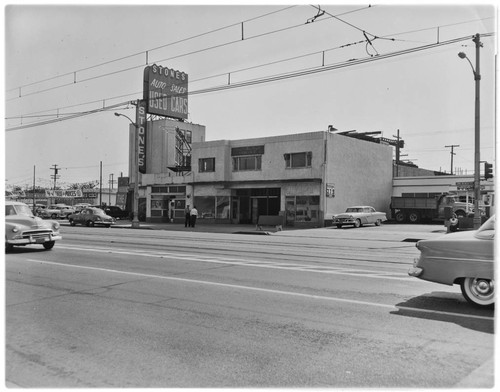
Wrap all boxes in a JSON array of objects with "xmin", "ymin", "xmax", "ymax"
[{"xmin": 185, "ymin": 206, "xmax": 191, "ymax": 227}]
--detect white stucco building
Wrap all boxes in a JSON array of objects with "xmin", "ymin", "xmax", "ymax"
[{"xmin": 127, "ymin": 118, "xmax": 394, "ymax": 227}]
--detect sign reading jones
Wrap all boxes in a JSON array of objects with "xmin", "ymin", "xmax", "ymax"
[{"xmin": 143, "ymin": 64, "xmax": 188, "ymax": 120}]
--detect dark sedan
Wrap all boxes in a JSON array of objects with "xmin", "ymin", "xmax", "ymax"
[
  {"xmin": 68, "ymin": 207, "xmax": 115, "ymax": 228},
  {"xmin": 103, "ymin": 206, "xmax": 130, "ymax": 220}
]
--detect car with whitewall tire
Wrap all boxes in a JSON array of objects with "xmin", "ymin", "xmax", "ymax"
[
  {"xmin": 409, "ymin": 215, "xmax": 495, "ymax": 308},
  {"xmin": 5, "ymin": 201, "xmax": 62, "ymax": 252}
]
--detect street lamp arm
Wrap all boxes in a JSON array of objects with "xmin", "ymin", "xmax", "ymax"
[
  {"xmin": 114, "ymin": 112, "xmax": 137, "ymax": 127},
  {"xmin": 458, "ymin": 52, "xmax": 480, "ymax": 80}
]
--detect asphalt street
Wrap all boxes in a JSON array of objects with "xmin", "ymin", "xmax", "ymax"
[{"xmin": 5, "ymin": 222, "xmax": 495, "ymax": 388}]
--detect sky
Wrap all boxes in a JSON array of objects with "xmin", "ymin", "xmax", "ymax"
[{"xmin": 3, "ymin": 1, "xmax": 497, "ymax": 191}]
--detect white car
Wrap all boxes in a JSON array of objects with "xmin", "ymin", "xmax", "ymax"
[
  {"xmin": 5, "ymin": 201, "xmax": 62, "ymax": 252},
  {"xmin": 333, "ymin": 206, "xmax": 387, "ymax": 228}
]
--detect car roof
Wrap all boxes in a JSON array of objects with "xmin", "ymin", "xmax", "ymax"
[{"xmin": 5, "ymin": 201, "xmax": 27, "ymax": 206}]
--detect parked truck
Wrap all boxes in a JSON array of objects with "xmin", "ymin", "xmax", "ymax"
[{"xmin": 390, "ymin": 193, "xmax": 474, "ymax": 223}]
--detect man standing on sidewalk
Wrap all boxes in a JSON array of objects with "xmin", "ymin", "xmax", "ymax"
[
  {"xmin": 190, "ymin": 206, "xmax": 198, "ymax": 228},
  {"xmin": 185, "ymin": 205, "xmax": 191, "ymax": 227}
]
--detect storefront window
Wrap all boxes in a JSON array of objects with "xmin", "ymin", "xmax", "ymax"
[
  {"xmin": 216, "ymin": 196, "xmax": 230, "ymax": 219},
  {"xmin": 193, "ymin": 196, "xmax": 215, "ymax": 219},
  {"xmin": 285, "ymin": 195, "xmax": 319, "ymax": 223}
]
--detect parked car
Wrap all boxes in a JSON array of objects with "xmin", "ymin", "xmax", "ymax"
[
  {"xmin": 103, "ymin": 206, "xmax": 130, "ymax": 220},
  {"xmin": 333, "ymin": 206, "xmax": 387, "ymax": 228},
  {"xmin": 50, "ymin": 204, "xmax": 75, "ymax": 219},
  {"xmin": 39, "ymin": 206, "xmax": 64, "ymax": 219},
  {"xmin": 5, "ymin": 201, "xmax": 62, "ymax": 252},
  {"xmin": 408, "ymin": 215, "xmax": 495, "ymax": 308},
  {"xmin": 74, "ymin": 203, "xmax": 91, "ymax": 212},
  {"xmin": 68, "ymin": 207, "xmax": 115, "ymax": 228}
]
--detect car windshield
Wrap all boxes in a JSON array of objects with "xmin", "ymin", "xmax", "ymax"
[
  {"xmin": 7, "ymin": 204, "xmax": 33, "ymax": 216},
  {"xmin": 345, "ymin": 208, "xmax": 362, "ymax": 213},
  {"xmin": 475, "ymin": 215, "xmax": 495, "ymax": 240}
]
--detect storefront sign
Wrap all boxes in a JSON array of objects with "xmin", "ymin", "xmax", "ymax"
[
  {"xmin": 326, "ymin": 184, "xmax": 335, "ymax": 198},
  {"xmin": 231, "ymin": 145, "xmax": 265, "ymax": 156},
  {"xmin": 456, "ymin": 181, "xmax": 474, "ymax": 191},
  {"xmin": 137, "ymin": 100, "xmax": 147, "ymax": 174},
  {"xmin": 45, "ymin": 189, "xmax": 83, "ymax": 198},
  {"xmin": 143, "ymin": 64, "xmax": 188, "ymax": 120}
]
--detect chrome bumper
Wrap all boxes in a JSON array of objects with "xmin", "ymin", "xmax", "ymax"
[
  {"xmin": 7, "ymin": 234, "xmax": 62, "ymax": 245},
  {"xmin": 408, "ymin": 257, "xmax": 423, "ymax": 277}
]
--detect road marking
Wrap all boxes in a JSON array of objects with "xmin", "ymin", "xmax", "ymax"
[
  {"xmin": 24, "ymin": 258, "xmax": 494, "ymax": 321},
  {"xmin": 56, "ymin": 244, "xmax": 412, "ymax": 281}
]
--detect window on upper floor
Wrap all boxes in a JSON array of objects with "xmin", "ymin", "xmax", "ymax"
[
  {"xmin": 284, "ymin": 152, "xmax": 312, "ymax": 168},
  {"xmin": 232, "ymin": 155, "xmax": 262, "ymax": 171},
  {"xmin": 199, "ymin": 157, "xmax": 215, "ymax": 173}
]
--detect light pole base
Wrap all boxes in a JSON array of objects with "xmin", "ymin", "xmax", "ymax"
[
  {"xmin": 473, "ymin": 216, "xmax": 482, "ymax": 230},
  {"xmin": 131, "ymin": 219, "xmax": 141, "ymax": 228}
]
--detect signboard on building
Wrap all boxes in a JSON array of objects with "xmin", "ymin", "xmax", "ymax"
[
  {"xmin": 143, "ymin": 64, "xmax": 188, "ymax": 120},
  {"xmin": 456, "ymin": 181, "xmax": 474, "ymax": 191},
  {"xmin": 137, "ymin": 100, "xmax": 147, "ymax": 174},
  {"xmin": 326, "ymin": 184, "xmax": 335, "ymax": 198},
  {"xmin": 45, "ymin": 189, "xmax": 83, "ymax": 198}
]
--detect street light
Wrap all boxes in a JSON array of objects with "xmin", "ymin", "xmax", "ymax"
[
  {"xmin": 458, "ymin": 33, "xmax": 482, "ymax": 229},
  {"xmin": 114, "ymin": 112, "xmax": 140, "ymax": 228}
]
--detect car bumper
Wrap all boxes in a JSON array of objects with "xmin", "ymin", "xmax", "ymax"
[
  {"xmin": 7, "ymin": 233, "xmax": 62, "ymax": 245},
  {"xmin": 408, "ymin": 257, "xmax": 423, "ymax": 277},
  {"xmin": 333, "ymin": 218, "xmax": 355, "ymax": 225}
]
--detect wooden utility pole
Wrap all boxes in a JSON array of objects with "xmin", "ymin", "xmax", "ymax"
[{"xmin": 445, "ymin": 144, "xmax": 460, "ymax": 175}]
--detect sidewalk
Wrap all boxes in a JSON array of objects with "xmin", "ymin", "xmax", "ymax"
[{"xmin": 112, "ymin": 221, "xmax": 280, "ymax": 234}]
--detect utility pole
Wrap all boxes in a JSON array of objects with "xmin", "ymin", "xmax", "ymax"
[
  {"xmin": 50, "ymin": 164, "xmax": 60, "ymax": 190},
  {"xmin": 108, "ymin": 173, "xmax": 115, "ymax": 205},
  {"xmin": 445, "ymin": 145, "xmax": 460, "ymax": 175},
  {"xmin": 99, "ymin": 161, "xmax": 103, "ymax": 207},
  {"xmin": 392, "ymin": 129, "xmax": 401, "ymax": 177},
  {"xmin": 32, "ymin": 165, "xmax": 36, "ymax": 213}
]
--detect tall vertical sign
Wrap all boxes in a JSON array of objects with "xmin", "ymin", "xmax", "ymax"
[
  {"xmin": 136, "ymin": 100, "xmax": 147, "ymax": 174},
  {"xmin": 143, "ymin": 64, "xmax": 188, "ymax": 120}
]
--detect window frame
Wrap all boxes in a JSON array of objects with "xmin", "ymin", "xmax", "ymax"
[
  {"xmin": 199, "ymin": 157, "xmax": 216, "ymax": 173},
  {"xmin": 284, "ymin": 151, "xmax": 312, "ymax": 168}
]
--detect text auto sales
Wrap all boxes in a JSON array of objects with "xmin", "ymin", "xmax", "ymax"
[{"xmin": 148, "ymin": 65, "xmax": 188, "ymax": 116}]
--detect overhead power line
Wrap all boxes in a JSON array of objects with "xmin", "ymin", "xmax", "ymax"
[
  {"xmin": 6, "ymin": 32, "xmax": 494, "ymax": 133},
  {"xmin": 6, "ymin": 5, "xmax": 374, "ymax": 101}
]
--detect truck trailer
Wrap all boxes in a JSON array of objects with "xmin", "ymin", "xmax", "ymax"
[{"xmin": 390, "ymin": 193, "xmax": 474, "ymax": 223}]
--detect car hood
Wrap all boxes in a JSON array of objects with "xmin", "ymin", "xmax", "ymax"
[{"xmin": 6, "ymin": 215, "xmax": 53, "ymax": 229}]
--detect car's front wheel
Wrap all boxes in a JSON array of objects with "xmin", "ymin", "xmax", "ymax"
[
  {"xmin": 375, "ymin": 219, "xmax": 382, "ymax": 226},
  {"xmin": 51, "ymin": 213, "xmax": 58, "ymax": 219},
  {"xmin": 354, "ymin": 219, "xmax": 361, "ymax": 228},
  {"xmin": 336, "ymin": 224, "xmax": 342, "ymax": 229},
  {"xmin": 43, "ymin": 241, "xmax": 55, "ymax": 250},
  {"xmin": 460, "ymin": 277, "xmax": 494, "ymax": 308}
]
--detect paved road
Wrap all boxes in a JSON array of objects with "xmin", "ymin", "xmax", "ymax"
[{"xmin": 5, "ymin": 224, "xmax": 494, "ymax": 388}]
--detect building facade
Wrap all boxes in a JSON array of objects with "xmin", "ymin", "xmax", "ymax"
[{"xmin": 129, "ymin": 118, "xmax": 394, "ymax": 227}]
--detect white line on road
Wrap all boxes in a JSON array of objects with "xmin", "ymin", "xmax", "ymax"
[{"xmin": 24, "ymin": 258, "xmax": 493, "ymax": 321}]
